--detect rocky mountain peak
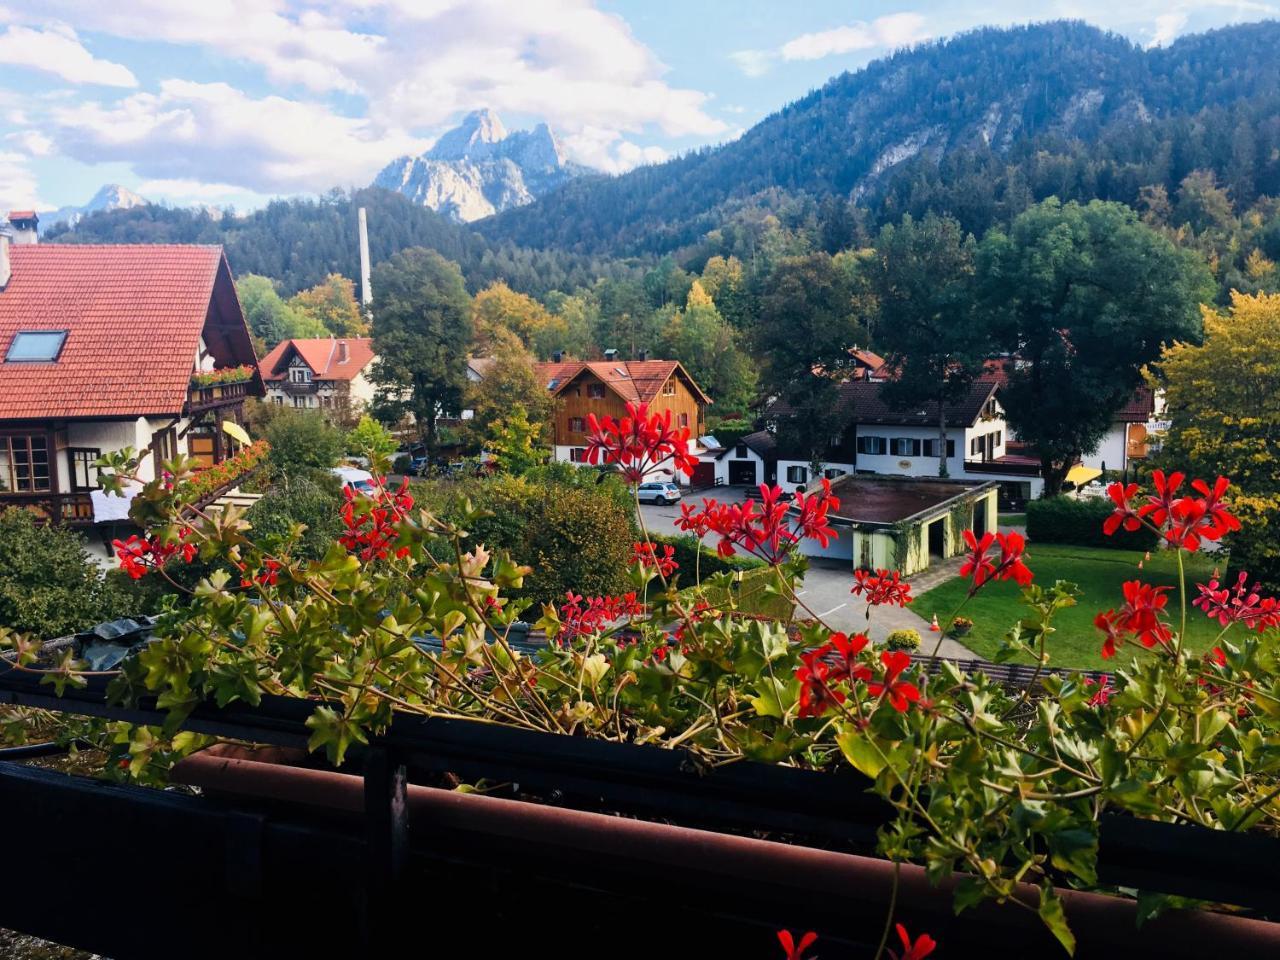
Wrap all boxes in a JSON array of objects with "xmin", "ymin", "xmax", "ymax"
[
  {"xmin": 427, "ymin": 108, "xmax": 509, "ymax": 161},
  {"xmin": 374, "ymin": 109, "xmax": 590, "ymax": 223}
]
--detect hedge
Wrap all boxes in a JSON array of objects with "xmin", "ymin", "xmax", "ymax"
[
  {"xmin": 1026, "ymin": 495, "xmax": 1157, "ymax": 550},
  {"xmin": 649, "ymin": 533, "xmax": 766, "ymax": 577}
]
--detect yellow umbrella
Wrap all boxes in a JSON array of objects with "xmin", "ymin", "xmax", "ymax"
[{"xmin": 221, "ymin": 420, "xmax": 252, "ymax": 447}]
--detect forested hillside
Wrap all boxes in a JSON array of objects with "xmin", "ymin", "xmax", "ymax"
[
  {"xmin": 43, "ymin": 187, "xmax": 642, "ymax": 297},
  {"xmin": 477, "ymin": 20, "xmax": 1280, "ymax": 255}
]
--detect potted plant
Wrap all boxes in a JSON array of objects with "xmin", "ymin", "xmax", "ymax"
[{"xmin": 950, "ymin": 616, "xmax": 974, "ymax": 637}]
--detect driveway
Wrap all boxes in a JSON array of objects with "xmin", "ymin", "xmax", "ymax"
[{"xmin": 639, "ymin": 491, "xmax": 977, "ymax": 657}]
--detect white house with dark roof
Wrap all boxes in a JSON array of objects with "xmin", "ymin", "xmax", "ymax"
[
  {"xmin": 1082, "ymin": 386, "xmax": 1164, "ymax": 474},
  {"xmin": 768, "ymin": 380, "xmax": 1092, "ymax": 507}
]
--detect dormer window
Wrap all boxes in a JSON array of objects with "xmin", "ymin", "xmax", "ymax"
[
  {"xmin": 5, "ymin": 330, "xmax": 67, "ymax": 362},
  {"xmin": 289, "ymin": 367, "xmax": 313, "ymax": 384}
]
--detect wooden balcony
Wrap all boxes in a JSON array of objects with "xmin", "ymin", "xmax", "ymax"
[
  {"xmin": 187, "ymin": 378, "xmax": 253, "ymax": 413},
  {"xmin": 279, "ymin": 379, "xmax": 318, "ymax": 394},
  {"xmin": 0, "ymin": 490, "xmax": 94, "ymax": 525}
]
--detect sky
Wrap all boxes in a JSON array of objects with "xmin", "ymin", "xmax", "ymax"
[{"xmin": 0, "ymin": 0, "xmax": 1275, "ymax": 214}]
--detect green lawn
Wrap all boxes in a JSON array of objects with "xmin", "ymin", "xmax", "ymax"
[
  {"xmin": 915, "ymin": 543, "xmax": 1222, "ymax": 670},
  {"xmin": 998, "ymin": 512, "xmax": 1026, "ymax": 527}
]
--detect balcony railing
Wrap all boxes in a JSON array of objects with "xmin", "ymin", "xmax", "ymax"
[
  {"xmin": 0, "ymin": 490, "xmax": 94, "ymax": 525},
  {"xmin": 279, "ymin": 379, "xmax": 319, "ymax": 394},
  {"xmin": 963, "ymin": 458, "xmax": 1043, "ymax": 477},
  {"xmin": 187, "ymin": 378, "xmax": 253, "ymax": 411}
]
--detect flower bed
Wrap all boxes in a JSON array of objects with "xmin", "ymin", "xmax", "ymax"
[
  {"xmin": 4, "ymin": 417, "xmax": 1279, "ymax": 956},
  {"xmin": 190, "ymin": 364, "xmax": 255, "ymax": 389}
]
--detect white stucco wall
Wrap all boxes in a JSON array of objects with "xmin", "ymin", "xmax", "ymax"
[
  {"xmin": 699, "ymin": 446, "xmax": 768, "ymax": 487},
  {"xmin": 1083, "ymin": 423, "xmax": 1129, "ymax": 472}
]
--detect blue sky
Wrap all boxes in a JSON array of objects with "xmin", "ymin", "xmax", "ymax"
[{"xmin": 0, "ymin": 1, "xmax": 1275, "ymax": 213}]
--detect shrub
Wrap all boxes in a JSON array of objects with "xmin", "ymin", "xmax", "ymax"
[
  {"xmin": 0, "ymin": 508, "xmax": 142, "ymax": 639},
  {"xmin": 346, "ymin": 415, "xmax": 398, "ymax": 462},
  {"xmin": 1026, "ymin": 495, "xmax": 1157, "ymax": 550},
  {"xmin": 262, "ymin": 408, "xmax": 346, "ymax": 479},
  {"xmin": 885, "ymin": 629, "xmax": 921, "ymax": 651},
  {"xmin": 649, "ymin": 533, "xmax": 765, "ymax": 576},
  {"xmin": 246, "ymin": 477, "xmax": 345, "ymax": 560}
]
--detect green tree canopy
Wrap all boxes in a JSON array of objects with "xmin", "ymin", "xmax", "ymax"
[
  {"xmin": 236, "ymin": 274, "xmax": 324, "ymax": 349},
  {"xmin": 978, "ymin": 198, "xmax": 1212, "ymax": 494},
  {"xmin": 289, "ymin": 273, "xmax": 367, "ymax": 338},
  {"xmin": 868, "ymin": 213, "xmax": 987, "ymax": 476},
  {"xmin": 369, "ymin": 248, "xmax": 473, "ymax": 450},
  {"xmin": 753, "ymin": 252, "xmax": 867, "ymax": 461},
  {"xmin": 659, "ymin": 281, "xmax": 758, "ymax": 415}
]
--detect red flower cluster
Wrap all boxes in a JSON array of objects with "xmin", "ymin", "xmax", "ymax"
[
  {"xmin": 239, "ymin": 558, "xmax": 281, "ymax": 589},
  {"xmin": 1104, "ymin": 472, "xmax": 1240, "ymax": 550},
  {"xmin": 557, "ymin": 591, "xmax": 645, "ymax": 643},
  {"xmin": 851, "ymin": 568, "xmax": 912, "ymax": 607},
  {"xmin": 776, "ymin": 930, "xmax": 818, "ymax": 960},
  {"xmin": 676, "ymin": 481, "xmax": 838, "ymax": 564},
  {"xmin": 1194, "ymin": 571, "xmax": 1280, "ymax": 631},
  {"xmin": 631, "ymin": 541, "xmax": 679, "ymax": 578},
  {"xmin": 868, "ymin": 650, "xmax": 922, "ymax": 712},
  {"xmin": 113, "ymin": 529, "xmax": 197, "ymax": 579},
  {"xmin": 1095, "ymin": 580, "xmax": 1172, "ymax": 658},
  {"xmin": 796, "ymin": 632, "xmax": 870, "ymax": 718},
  {"xmin": 584, "ymin": 401, "xmax": 697, "ymax": 484},
  {"xmin": 338, "ymin": 476, "xmax": 414, "ymax": 563},
  {"xmin": 1081, "ymin": 675, "xmax": 1114, "ymax": 708},
  {"xmin": 959, "ymin": 529, "xmax": 1032, "ymax": 589}
]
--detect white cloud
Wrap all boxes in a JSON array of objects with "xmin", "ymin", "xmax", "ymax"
[
  {"xmin": 728, "ymin": 49, "xmax": 775, "ymax": 78},
  {"xmin": 780, "ymin": 13, "xmax": 930, "ymax": 62},
  {"xmin": 0, "ymin": 24, "xmax": 136, "ymax": 86},
  {"xmin": 0, "ymin": 150, "xmax": 41, "ymax": 209},
  {"xmin": 48, "ymin": 80, "xmax": 427, "ymax": 194},
  {"xmin": 560, "ymin": 126, "xmax": 668, "ymax": 173},
  {"xmin": 8, "ymin": 130, "xmax": 54, "ymax": 156},
  {"xmin": 1147, "ymin": 12, "xmax": 1189, "ymax": 47}
]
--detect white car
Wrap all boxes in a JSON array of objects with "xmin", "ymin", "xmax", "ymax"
[{"xmin": 638, "ymin": 481, "xmax": 682, "ymax": 504}]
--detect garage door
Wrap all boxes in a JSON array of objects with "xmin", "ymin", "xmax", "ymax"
[
  {"xmin": 801, "ymin": 524, "xmax": 854, "ymax": 562},
  {"xmin": 728, "ymin": 459, "xmax": 757, "ymax": 486},
  {"xmin": 691, "ymin": 461, "xmax": 716, "ymax": 488}
]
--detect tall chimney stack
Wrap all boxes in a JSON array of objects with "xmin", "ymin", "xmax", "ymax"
[
  {"xmin": 337, "ymin": 339, "xmax": 349, "ymax": 364},
  {"xmin": 357, "ymin": 207, "xmax": 372, "ymax": 310}
]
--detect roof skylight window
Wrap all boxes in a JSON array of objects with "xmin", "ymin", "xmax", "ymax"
[{"xmin": 5, "ymin": 330, "xmax": 67, "ymax": 362}]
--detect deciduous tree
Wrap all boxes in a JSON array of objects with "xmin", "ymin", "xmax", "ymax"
[
  {"xmin": 1157, "ymin": 291, "xmax": 1280, "ymax": 588},
  {"xmin": 979, "ymin": 199, "xmax": 1211, "ymax": 495},
  {"xmin": 289, "ymin": 274, "xmax": 367, "ymax": 338},
  {"xmin": 369, "ymin": 248, "xmax": 473, "ymax": 452}
]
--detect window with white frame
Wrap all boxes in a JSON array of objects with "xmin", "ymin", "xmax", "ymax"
[
  {"xmin": 786, "ymin": 465, "xmax": 808, "ymax": 484},
  {"xmin": 856, "ymin": 436, "xmax": 887, "ymax": 455},
  {"xmin": 289, "ymin": 366, "xmax": 312, "ymax": 384},
  {"xmin": 568, "ymin": 417, "xmax": 586, "ymax": 433},
  {"xmin": 891, "ymin": 437, "xmax": 921, "ymax": 457}
]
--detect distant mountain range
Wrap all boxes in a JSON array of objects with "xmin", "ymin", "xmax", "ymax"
[
  {"xmin": 476, "ymin": 20, "xmax": 1280, "ymax": 255},
  {"xmin": 40, "ymin": 183, "xmax": 150, "ymax": 234},
  {"xmin": 373, "ymin": 108, "xmax": 593, "ymax": 223}
]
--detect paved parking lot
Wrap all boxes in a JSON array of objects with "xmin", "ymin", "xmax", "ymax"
[{"xmin": 639, "ymin": 490, "xmax": 976, "ymax": 656}]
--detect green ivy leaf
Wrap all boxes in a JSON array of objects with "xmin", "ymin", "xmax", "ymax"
[
  {"xmin": 1038, "ymin": 884, "xmax": 1076, "ymax": 956},
  {"xmin": 836, "ymin": 724, "xmax": 886, "ymax": 778}
]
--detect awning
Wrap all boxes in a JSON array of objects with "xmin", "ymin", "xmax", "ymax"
[{"xmin": 1065, "ymin": 465, "xmax": 1103, "ymax": 487}]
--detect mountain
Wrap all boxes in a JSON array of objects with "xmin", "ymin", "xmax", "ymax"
[
  {"xmin": 373, "ymin": 108, "xmax": 593, "ymax": 223},
  {"xmin": 40, "ymin": 183, "xmax": 149, "ymax": 234},
  {"xmin": 42, "ymin": 186, "xmax": 640, "ymax": 299},
  {"xmin": 477, "ymin": 20, "xmax": 1280, "ymax": 255}
]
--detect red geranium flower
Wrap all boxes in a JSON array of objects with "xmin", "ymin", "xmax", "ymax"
[
  {"xmin": 1193, "ymin": 571, "xmax": 1280, "ymax": 631},
  {"xmin": 631, "ymin": 541, "xmax": 678, "ymax": 578},
  {"xmin": 995, "ymin": 530, "xmax": 1033, "ymax": 586},
  {"xmin": 796, "ymin": 659, "xmax": 847, "ymax": 718},
  {"xmin": 1193, "ymin": 476, "xmax": 1241, "ymax": 538},
  {"xmin": 675, "ymin": 481, "xmax": 839, "ymax": 564},
  {"xmin": 1118, "ymin": 580, "xmax": 1173, "ymax": 650},
  {"xmin": 867, "ymin": 650, "xmax": 921, "ymax": 712},
  {"xmin": 584, "ymin": 401, "xmax": 697, "ymax": 484},
  {"xmin": 1095, "ymin": 609, "xmax": 1125, "ymax": 659},
  {"xmin": 959, "ymin": 529, "xmax": 997, "ymax": 587},
  {"xmin": 1141, "ymin": 469, "xmax": 1185, "ymax": 528},
  {"xmin": 826, "ymin": 631, "xmax": 873, "ymax": 684},
  {"xmin": 1103, "ymin": 481, "xmax": 1143, "ymax": 535},
  {"xmin": 890, "ymin": 924, "xmax": 936, "ymax": 960},
  {"xmin": 851, "ymin": 568, "xmax": 913, "ymax": 607},
  {"xmin": 776, "ymin": 930, "xmax": 818, "ymax": 960}
]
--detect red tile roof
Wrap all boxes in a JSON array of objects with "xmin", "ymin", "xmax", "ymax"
[
  {"xmin": 0, "ymin": 244, "xmax": 249, "ymax": 420},
  {"xmin": 1114, "ymin": 386, "xmax": 1156, "ymax": 422},
  {"xmin": 7, "ymin": 210, "xmax": 36, "ymax": 221},
  {"xmin": 535, "ymin": 359, "xmax": 712, "ymax": 405},
  {"xmin": 260, "ymin": 337, "xmax": 375, "ymax": 381}
]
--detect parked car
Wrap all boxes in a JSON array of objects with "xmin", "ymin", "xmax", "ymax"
[
  {"xmin": 331, "ymin": 466, "xmax": 377, "ymax": 496},
  {"xmin": 638, "ymin": 481, "xmax": 682, "ymax": 504}
]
